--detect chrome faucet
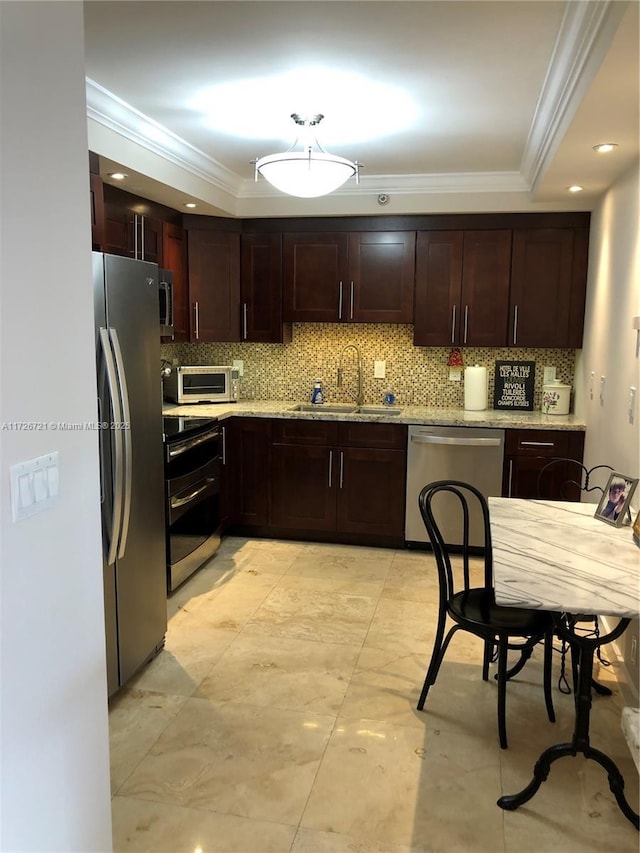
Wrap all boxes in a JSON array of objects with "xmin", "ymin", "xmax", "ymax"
[{"xmin": 337, "ymin": 344, "xmax": 364, "ymax": 406}]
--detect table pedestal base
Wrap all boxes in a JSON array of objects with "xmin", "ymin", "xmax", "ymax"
[{"xmin": 497, "ymin": 616, "xmax": 639, "ymax": 830}]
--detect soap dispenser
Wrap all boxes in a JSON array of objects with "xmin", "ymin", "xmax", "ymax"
[{"xmin": 311, "ymin": 379, "xmax": 324, "ymax": 405}]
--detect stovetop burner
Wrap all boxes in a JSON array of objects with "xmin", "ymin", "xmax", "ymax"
[{"xmin": 162, "ymin": 414, "xmax": 218, "ymax": 442}]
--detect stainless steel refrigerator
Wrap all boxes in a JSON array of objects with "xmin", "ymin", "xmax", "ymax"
[{"xmin": 93, "ymin": 252, "xmax": 167, "ymax": 697}]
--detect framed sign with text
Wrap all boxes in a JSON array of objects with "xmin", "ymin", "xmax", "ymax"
[{"xmin": 493, "ymin": 361, "xmax": 535, "ymax": 410}]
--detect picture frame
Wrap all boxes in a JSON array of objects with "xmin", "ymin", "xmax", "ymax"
[
  {"xmin": 594, "ymin": 472, "xmax": 638, "ymax": 527},
  {"xmin": 633, "ymin": 509, "xmax": 640, "ymax": 547}
]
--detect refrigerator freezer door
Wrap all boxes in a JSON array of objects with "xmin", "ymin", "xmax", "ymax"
[{"xmin": 95, "ymin": 253, "xmax": 167, "ymax": 694}]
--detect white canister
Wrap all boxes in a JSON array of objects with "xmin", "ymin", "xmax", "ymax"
[{"xmin": 542, "ymin": 380, "xmax": 571, "ymax": 415}]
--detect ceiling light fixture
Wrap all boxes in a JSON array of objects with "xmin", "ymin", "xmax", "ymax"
[
  {"xmin": 184, "ymin": 202, "xmax": 197, "ymax": 208},
  {"xmin": 593, "ymin": 143, "xmax": 618, "ymax": 153},
  {"xmin": 568, "ymin": 185, "xmax": 584, "ymax": 193},
  {"xmin": 108, "ymin": 172, "xmax": 127, "ymax": 181},
  {"xmin": 254, "ymin": 114, "xmax": 361, "ymax": 198}
]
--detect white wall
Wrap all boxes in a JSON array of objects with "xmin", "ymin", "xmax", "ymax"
[
  {"xmin": 0, "ymin": 3, "xmax": 112, "ymax": 851},
  {"xmin": 574, "ymin": 159, "xmax": 640, "ymax": 699}
]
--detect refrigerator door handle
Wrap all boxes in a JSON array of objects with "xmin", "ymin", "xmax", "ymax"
[
  {"xmin": 99, "ymin": 328, "xmax": 124, "ymax": 565},
  {"xmin": 109, "ymin": 328, "xmax": 133, "ymax": 559}
]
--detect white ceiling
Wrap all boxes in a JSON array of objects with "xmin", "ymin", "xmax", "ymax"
[{"xmin": 83, "ymin": 0, "xmax": 639, "ymax": 219}]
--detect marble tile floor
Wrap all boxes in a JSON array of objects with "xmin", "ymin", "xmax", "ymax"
[{"xmin": 109, "ymin": 537, "xmax": 639, "ymax": 852}]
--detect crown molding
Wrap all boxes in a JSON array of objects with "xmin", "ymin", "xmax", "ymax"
[
  {"xmin": 520, "ymin": 0, "xmax": 628, "ymax": 191},
  {"xmin": 86, "ymin": 78, "xmax": 241, "ymax": 196}
]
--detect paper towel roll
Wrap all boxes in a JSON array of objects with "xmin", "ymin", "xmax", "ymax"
[{"xmin": 464, "ymin": 365, "xmax": 488, "ymax": 411}]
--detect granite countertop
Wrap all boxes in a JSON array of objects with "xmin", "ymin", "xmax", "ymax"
[{"xmin": 162, "ymin": 400, "xmax": 586, "ymax": 431}]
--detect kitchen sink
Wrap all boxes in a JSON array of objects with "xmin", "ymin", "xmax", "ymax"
[
  {"xmin": 289, "ymin": 403, "xmax": 358, "ymax": 413},
  {"xmin": 356, "ymin": 406, "xmax": 403, "ymax": 416},
  {"xmin": 289, "ymin": 403, "xmax": 402, "ymax": 416}
]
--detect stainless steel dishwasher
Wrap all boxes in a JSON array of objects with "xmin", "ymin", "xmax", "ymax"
[{"xmin": 405, "ymin": 425, "xmax": 505, "ymax": 548}]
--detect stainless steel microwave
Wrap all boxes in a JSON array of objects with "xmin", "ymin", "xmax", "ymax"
[
  {"xmin": 163, "ymin": 365, "xmax": 240, "ymax": 404},
  {"xmin": 159, "ymin": 269, "xmax": 174, "ymax": 337}
]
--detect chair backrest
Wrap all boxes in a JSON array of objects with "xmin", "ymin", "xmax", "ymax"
[
  {"xmin": 418, "ymin": 480, "xmax": 493, "ymax": 602},
  {"xmin": 536, "ymin": 459, "xmax": 613, "ymax": 501}
]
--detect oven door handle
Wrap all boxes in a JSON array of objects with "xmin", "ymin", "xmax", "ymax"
[
  {"xmin": 170, "ymin": 477, "xmax": 216, "ymax": 510},
  {"xmin": 168, "ymin": 428, "xmax": 220, "ymax": 459}
]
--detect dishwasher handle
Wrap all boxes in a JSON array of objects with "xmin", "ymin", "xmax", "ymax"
[{"xmin": 410, "ymin": 434, "xmax": 503, "ymax": 448}]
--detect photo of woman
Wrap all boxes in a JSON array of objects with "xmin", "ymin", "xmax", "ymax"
[{"xmin": 595, "ymin": 474, "xmax": 638, "ymax": 527}]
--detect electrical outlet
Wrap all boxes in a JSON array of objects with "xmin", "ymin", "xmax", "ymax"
[
  {"xmin": 374, "ymin": 360, "xmax": 386, "ymax": 379},
  {"xmin": 543, "ymin": 366, "xmax": 556, "ymax": 383},
  {"xmin": 232, "ymin": 359, "xmax": 244, "ymax": 377},
  {"xmin": 631, "ymin": 636, "xmax": 637, "ymax": 666},
  {"xmin": 599, "ymin": 376, "xmax": 606, "ymax": 406},
  {"xmin": 629, "ymin": 387, "xmax": 636, "ymax": 424},
  {"xmin": 589, "ymin": 371, "xmax": 595, "ymax": 400}
]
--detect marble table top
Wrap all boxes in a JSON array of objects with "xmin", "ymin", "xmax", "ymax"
[{"xmin": 489, "ymin": 498, "xmax": 640, "ymax": 619}]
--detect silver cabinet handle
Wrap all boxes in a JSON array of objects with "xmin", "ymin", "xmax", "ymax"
[
  {"xmin": 328, "ymin": 450, "xmax": 333, "ymax": 488},
  {"xmin": 508, "ymin": 459, "xmax": 513, "ymax": 497},
  {"xmin": 513, "ymin": 305, "xmax": 518, "ymax": 345},
  {"xmin": 243, "ymin": 302, "xmax": 248, "ymax": 340},
  {"xmin": 194, "ymin": 301, "xmax": 200, "ymax": 340},
  {"xmin": 350, "ymin": 281, "xmax": 354, "ymax": 320},
  {"xmin": 463, "ymin": 305, "xmax": 469, "ymax": 344},
  {"xmin": 520, "ymin": 441, "xmax": 554, "ymax": 447},
  {"xmin": 222, "ymin": 425, "xmax": 227, "ymax": 465},
  {"xmin": 109, "ymin": 328, "xmax": 132, "ymax": 560},
  {"xmin": 339, "ymin": 450, "xmax": 344, "ymax": 489},
  {"xmin": 451, "ymin": 304, "xmax": 456, "ymax": 344},
  {"xmin": 338, "ymin": 281, "xmax": 343, "ymax": 320},
  {"xmin": 141, "ymin": 215, "xmax": 145, "ymax": 260},
  {"xmin": 133, "ymin": 214, "xmax": 139, "ymax": 259},
  {"xmin": 99, "ymin": 328, "xmax": 124, "ymax": 566}
]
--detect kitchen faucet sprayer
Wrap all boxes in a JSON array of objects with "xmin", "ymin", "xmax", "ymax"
[{"xmin": 337, "ymin": 344, "xmax": 364, "ymax": 406}]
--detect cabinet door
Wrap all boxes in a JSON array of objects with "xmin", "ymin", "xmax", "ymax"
[
  {"xmin": 460, "ymin": 231, "xmax": 511, "ymax": 346},
  {"xmin": 414, "ymin": 231, "xmax": 463, "ymax": 346},
  {"xmin": 162, "ymin": 222, "xmax": 189, "ymax": 342},
  {"xmin": 509, "ymin": 229, "xmax": 575, "ymax": 347},
  {"xmin": 349, "ymin": 232, "xmax": 416, "ymax": 323},
  {"xmin": 230, "ymin": 418, "xmax": 271, "ymax": 526},
  {"xmin": 187, "ymin": 230, "xmax": 241, "ymax": 342},
  {"xmin": 337, "ymin": 447, "xmax": 406, "ymax": 538},
  {"xmin": 139, "ymin": 216, "xmax": 163, "ymax": 266},
  {"xmin": 283, "ymin": 233, "xmax": 349, "ymax": 322},
  {"xmin": 219, "ymin": 420, "xmax": 234, "ymax": 531},
  {"xmin": 90, "ymin": 173, "xmax": 105, "ymax": 251},
  {"xmin": 241, "ymin": 233, "xmax": 291, "ymax": 343},
  {"xmin": 271, "ymin": 444, "xmax": 336, "ymax": 531},
  {"xmin": 502, "ymin": 429, "xmax": 585, "ymax": 499}
]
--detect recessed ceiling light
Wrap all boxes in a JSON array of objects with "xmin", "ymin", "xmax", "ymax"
[
  {"xmin": 568, "ymin": 185, "xmax": 584, "ymax": 193},
  {"xmin": 184, "ymin": 202, "xmax": 197, "ymax": 208},
  {"xmin": 108, "ymin": 172, "xmax": 127, "ymax": 181},
  {"xmin": 593, "ymin": 143, "xmax": 618, "ymax": 153}
]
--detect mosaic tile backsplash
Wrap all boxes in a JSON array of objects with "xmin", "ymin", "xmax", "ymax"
[{"xmin": 161, "ymin": 324, "xmax": 576, "ymax": 411}]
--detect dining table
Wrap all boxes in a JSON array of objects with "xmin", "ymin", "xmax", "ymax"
[{"xmin": 488, "ymin": 497, "xmax": 640, "ymax": 829}]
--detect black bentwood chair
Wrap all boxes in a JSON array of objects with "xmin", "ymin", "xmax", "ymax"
[{"xmin": 416, "ymin": 480, "xmax": 556, "ymax": 749}]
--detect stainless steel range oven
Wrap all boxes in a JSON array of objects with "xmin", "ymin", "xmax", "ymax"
[{"xmin": 163, "ymin": 415, "xmax": 221, "ymax": 592}]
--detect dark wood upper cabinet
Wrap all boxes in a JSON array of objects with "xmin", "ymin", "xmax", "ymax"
[
  {"xmin": 509, "ymin": 228, "xmax": 588, "ymax": 348},
  {"xmin": 348, "ymin": 231, "xmax": 416, "ymax": 323},
  {"xmin": 89, "ymin": 173, "xmax": 105, "ymax": 251},
  {"xmin": 414, "ymin": 230, "xmax": 511, "ymax": 346},
  {"xmin": 282, "ymin": 232, "xmax": 349, "ymax": 322},
  {"xmin": 283, "ymin": 231, "xmax": 415, "ymax": 323},
  {"xmin": 187, "ymin": 230, "xmax": 241, "ymax": 342},
  {"xmin": 162, "ymin": 222, "xmax": 189, "ymax": 342},
  {"xmin": 240, "ymin": 233, "xmax": 291, "ymax": 343}
]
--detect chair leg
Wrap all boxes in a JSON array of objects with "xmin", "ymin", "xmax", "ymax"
[
  {"xmin": 497, "ymin": 640, "xmax": 509, "ymax": 749},
  {"xmin": 543, "ymin": 630, "xmax": 556, "ymax": 723},
  {"xmin": 417, "ymin": 614, "xmax": 452, "ymax": 710},
  {"xmin": 482, "ymin": 638, "xmax": 494, "ymax": 681}
]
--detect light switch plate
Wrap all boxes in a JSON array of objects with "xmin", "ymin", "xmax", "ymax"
[
  {"xmin": 543, "ymin": 366, "xmax": 556, "ymax": 383},
  {"xmin": 10, "ymin": 451, "xmax": 59, "ymax": 522}
]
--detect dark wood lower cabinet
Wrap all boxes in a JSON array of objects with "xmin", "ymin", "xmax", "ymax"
[
  {"xmin": 270, "ymin": 419, "xmax": 406, "ymax": 544},
  {"xmin": 227, "ymin": 417, "xmax": 271, "ymax": 527},
  {"xmin": 502, "ymin": 429, "xmax": 585, "ymax": 500}
]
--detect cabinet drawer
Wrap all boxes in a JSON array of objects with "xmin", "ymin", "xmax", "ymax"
[
  {"xmin": 338, "ymin": 421, "xmax": 407, "ymax": 450},
  {"xmin": 505, "ymin": 429, "xmax": 570, "ymax": 457},
  {"xmin": 272, "ymin": 419, "xmax": 338, "ymax": 446}
]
